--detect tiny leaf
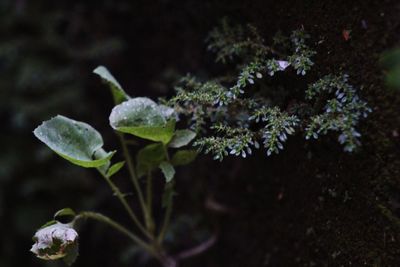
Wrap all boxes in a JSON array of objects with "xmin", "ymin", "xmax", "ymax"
[
  {"xmin": 33, "ymin": 115, "xmax": 114, "ymax": 168},
  {"xmin": 106, "ymin": 161, "xmax": 125, "ymax": 178},
  {"xmin": 93, "ymin": 66, "xmax": 130, "ymax": 104},
  {"xmin": 168, "ymin": 129, "xmax": 196, "ymax": 148},
  {"xmin": 159, "ymin": 161, "xmax": 175, "ymax": 183},
  {"xmin": 171, "ymin": 150, "xmax": 198, "ymax": 166},
  {"xmin": 109, "ymin": 98, "xmax": 175, "ymax": 144}
]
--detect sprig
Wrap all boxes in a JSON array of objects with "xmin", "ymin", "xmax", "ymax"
[
  {"xmin": 194, "ymin": 124, "xmax": 258, "ymax": 161},
  {"xmin": 305, "ymin": 75, "xmax": 372, "ymax": 151},
  {"xmin": 249, "ymin": 107, "xmax": 299, "ymax": 155}
]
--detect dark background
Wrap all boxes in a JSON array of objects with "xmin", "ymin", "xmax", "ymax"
[{"xmin": 1, "ymin": 0, "xmax": 400, "ymax": 266}]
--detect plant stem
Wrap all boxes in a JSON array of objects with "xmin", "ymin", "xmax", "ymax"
[
  {"xmin": 117, "ymin": 133, "xmax": 153, "ymax": 233},
  {"xmin": 163, "ymin": 144, "xmax": 170, "ymax": 161},
  {"xmin": 98, "ymin": 170, "xmax": 151, "ymax": 239},
  {"xmin": 158, "ymin": 145, "xmax": 173, "ymax": 243},
  {"xmin": 146, "ymin": 171, "xmax": 155, "ymax": 234},
  {"xmin": 158, "ymin": 184, "xmax": 174, "ymax": 243},
  {"xmin": 74, "ymin": 211, "xmax": 157, "ymax": 258}
]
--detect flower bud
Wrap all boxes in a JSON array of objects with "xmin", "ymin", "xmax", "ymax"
[{"xmin": 31, "ymin": 222, "xmax": 78, "ymax": 260}]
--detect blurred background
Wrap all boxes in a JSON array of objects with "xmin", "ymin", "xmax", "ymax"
[{"xmin": 1, "ymin": 0, "xmax": 400, "ymax": 266}]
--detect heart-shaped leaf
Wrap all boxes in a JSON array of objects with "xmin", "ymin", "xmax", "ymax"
[
  {"xmin": 93, "ymin": 66, "xmax": 130, "ymax": 104},
  {"xmin": 109, "ymin": 97, "xmax": 175, "ymax": 144},
  {"xmin": 168, "ymin": 129, "xmax": 196, "ymax": 148},
  {"xmin": 34, "ymin": 115, "xmax": 114, "ymax": 168}
]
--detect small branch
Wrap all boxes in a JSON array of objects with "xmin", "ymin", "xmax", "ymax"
[
  {"xmin": 118, "ymin": 133, "xmax": 153, "ymax": 234},
  {"xmin": 174, "ymin": 235, "xmax": 217, "ymax": 260},
  {"xmin": 158, "ymin": 145, "xmax": 173, "ymax": 242},
  {"xmin": 74, "ymin": 211, "xmax": 157, "ymax": 258},
  {"xmin": 157, "ymin": 189, "xmax": 174, "ymax": 243},
  {"xmin": 146, "ymin": 171, "xmax": 155, "ymax": 234},
  {"xmin": 98, "ymin": 170, "xmax": 151, "ymax": 240}
]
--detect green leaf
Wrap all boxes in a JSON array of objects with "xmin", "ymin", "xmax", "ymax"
[
  {"xmin": 171, "ymin": 150, "xmax": 198, "ymax": 166},
  {"xmin": 168, "ymin": 129, "xmax": 196, "ymax": 148},
  {"xmin": 109, "ymin": 97, "xmax": 175, "ymax": 143},
  {"xmin": 34, "ymin": 115, "xmax": 115, "ymax": 168},
  {"xmin": 93, "ymin": 65, "xmax": 130, "ymax": 104},
  {"xmin": 106, "ymin": 161, "xmax": 125, "ymax": 178},
  {"xmin": 159, "ymin": 161, "xmax": 175, "ymax": 183},
  {"xmin": 136, "ymin": 143, "xmax": 166, "ymax": 177},
  {"xmin": 54, "ymin": 208, "xmax": 76, "ymax": 222}
]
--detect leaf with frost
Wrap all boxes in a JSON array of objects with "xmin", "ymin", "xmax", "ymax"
[
  {"xmin": 158, "ymin": 104, "xmax": 176, "ymax": 118},
  {"xmin": 33, "ymin": 115, "xmax": 115, "ymax": 168},
  {"xmin": 109, "ymin": 97, "xmax": 176, "ymax": 144},
  {"xmin": 93, "ymin": 66, "xmax": 130, "ymax": 104},
  {"xmin": 31, "ymin": 222, "xmax": 79, "ymax": 262},
  {"xmin": 168, "ymin": 129, "xmax": 196, "ymax": 148}
]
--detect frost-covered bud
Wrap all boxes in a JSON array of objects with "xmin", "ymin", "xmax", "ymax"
[{"xmin": 31, "ymin": 222, "xmax": 78, "ymax": 260}]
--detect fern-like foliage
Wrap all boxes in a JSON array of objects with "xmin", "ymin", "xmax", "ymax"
[
  {"xmin": 305, "ymin": 74, "xmax": 372, "ymax": 152},
  {"xmin": 249, "ymin": 107, "xmax": 299, "ymax": 156},
  {"xmin": 167, "ymin": 20, "xmax": 370, "ymax": 160}
]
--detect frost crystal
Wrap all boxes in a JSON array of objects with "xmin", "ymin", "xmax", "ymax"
[{"xmin": 277, "ymin": 60, "xmax": 290, "ymax": 70}]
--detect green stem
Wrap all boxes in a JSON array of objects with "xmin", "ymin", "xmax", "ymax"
[
  {"xmin": 74, "ymin": 211, "xmax": 157, "ymax": 258},
  {"xmin": 157, "ymin": 183, "xmax": 174, "ymax": 243},
  {"xmin": 117, "ymin": 133, "xmax": 152, "ymax": 233},
  {"xmin": 157, "ymin": 145, "xmax": 173, "ymax": 243},
  {"xmin": 163, "ymin": 144, "xmax": 170, "ymax": 161},
  {"xmin": 146, "ymin": 171, "xmax": 155, "ymax": 234},
  {"xmin": 98, "ymin": 170, "xmax": 151, "ymax": 239}
]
